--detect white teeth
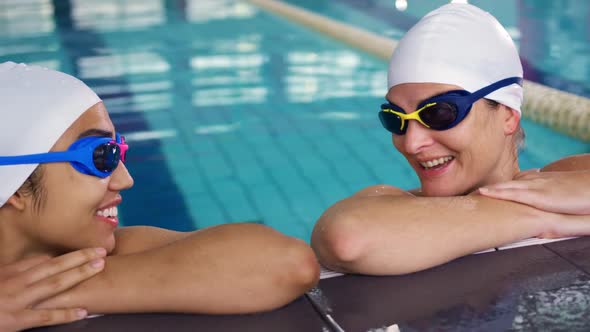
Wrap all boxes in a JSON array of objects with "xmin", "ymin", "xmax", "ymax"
[
  {"xmin": 96, "ymin": 206, "xmax": 118, "ymax": 218},
  {"xmin": 420, "ymin": 156, "xmax": 454, "ymax": 169}
]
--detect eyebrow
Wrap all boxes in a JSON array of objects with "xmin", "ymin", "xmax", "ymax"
[{"xmin": 77, "ymin": 129, "xmax": 113, "ymax": 139}]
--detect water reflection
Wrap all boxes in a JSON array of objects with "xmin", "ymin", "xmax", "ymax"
[
  {"xmin": 77, "ymin": 52, "xmax": 170, "ymax": 79},
  {"xmin": 0, "ymin": 0, "xmax": 55, "ymax": 37},
  {"xmin": 195, "ymin": 123, "xmax": 241, "ymax": 135},
  {"xmin": 286, "ymin": 51, "xmax": 385, "ymax": 102},
  {"xmin": 191, "ymin": 53, "xmax": 267, "ymax": 70},
  {"xmin": 0, "ymin": 41, "xmax": 59, "ymax": 57},
  {"xmin": 518, "ymin": 1, "xmax": 590, "ymax": 95},
  {"xmin": 193, "ymin": 87, "xmax": 268, "ymax": 106},
  {"xmin": 125, "ymin": 129, "xmax": 177, "ymax": 142},
  {"xmin": 190, "ymin": 41, "xmax": 268, "ymax": 106},
  {"xmin": 186, "ymin": 0, "xmax": 257, "ymax": 23},
  {"xmin": 105, "ymin": 92, "xmax": 173, "ymax": 113},
  {"xmin": 93, "ymin": 80, "xmax": 172, "ymax": 96},
  {"xmin": 71, "ymin": 0, "xmax": 165, "ymax": 31}
]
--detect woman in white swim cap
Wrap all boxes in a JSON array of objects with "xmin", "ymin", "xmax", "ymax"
[
  {"xmin": 312, "ymin": 3, "xmax": 590, "ymax": 276},
  {"xmin": 0, "ymin": 62, "xmax": 319, "ymax": 331}
]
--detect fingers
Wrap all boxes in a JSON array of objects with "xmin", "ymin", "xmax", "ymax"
[
  {"xmin": 14, "ymin": 308, "xmax": 87, "ymax": 330},
  {"xmin": 0, "ymin": 249, "xmax": 105, "ymax": 331},
  {"xmin": 20, "ymin": 258, "xmax": 105, "ymax": 307},
  {"xmin": 478, "ymin": 186, "xmax": 538, "ymax": 203},
  {"xmin": 480, "ymin": 180, "xmax": 530, "ymax": 191},
  {"xmin": 514, "ymin": 168, "xmax": 540, "ymax": 179},
  {"xmin": 479, "ymin": 187, "xmax": 548, "ymax": 213},
  {"xmin": 478, "ymin": 186, "xmax": 519, "ymax": 200},
  {"xmin": 0, "ymin": 255, "xmax": 51, "ymax": 280},
  {"xmin": 21, "ymin": 248, "xmax": 106, "ymax": 286}
]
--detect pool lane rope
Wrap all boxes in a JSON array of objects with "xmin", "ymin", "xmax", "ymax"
[{"xmin": 247, "ymin": 0, "xmax": 590, "ymax": 142}]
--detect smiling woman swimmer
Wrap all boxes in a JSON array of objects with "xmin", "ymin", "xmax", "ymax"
[
  {"xmin": 312, "ymin": 3, "xmax": 590, "ymax": 276},
  {"xmin": 0, "ymin": 61, "xmax": 319, "ymax": 331}
]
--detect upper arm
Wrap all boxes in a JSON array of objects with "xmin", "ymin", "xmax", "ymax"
[
  {"xmin": 112, "ymin": 226, "xmax": 195, "ymax": 255},
  {"xmin": 541, "ymin": 153, "xmax": 590, "ymax": 172}
]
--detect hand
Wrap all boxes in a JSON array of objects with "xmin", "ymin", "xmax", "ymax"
[
  {"xmin": 0, "ymin": 248, "xmax": 106, "ymax": 332},
  {"xmin": 478, "ymin": 169, "xmax": 590, "ymax": 215}
]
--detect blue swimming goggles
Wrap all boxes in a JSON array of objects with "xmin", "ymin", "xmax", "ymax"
[
  {"xmin": 0, "ymin": 133, "xmax": 128, "ymax": 178},
  {"xmin": 379, "ymin": 77, "xmax": 523, "ymax": 135}
]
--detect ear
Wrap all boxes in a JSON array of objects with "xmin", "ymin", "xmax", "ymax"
[
  {"xmin": 501, "ymin": 105, "xmax": 520, "ymax": 135},
  {"xmin": 5, "ymin": 191, "xmax": 27, "ymax": 211}
]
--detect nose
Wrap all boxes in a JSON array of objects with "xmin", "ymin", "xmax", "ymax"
[
  {"xmin": 108, "ymin": 162, "xmax": 134, "ymax": 191},
  {"xmin": 396, "ymin": 120, "xmax": 435, "ymax": 155}
]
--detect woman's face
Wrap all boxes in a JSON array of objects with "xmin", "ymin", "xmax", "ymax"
[
  {"xmin": 20, "ymin": 102, "xmax": 134, "ymax": 254},
  {"xmin": 386, "ymin": 83, "xmax": 519, "ymax": 196}
]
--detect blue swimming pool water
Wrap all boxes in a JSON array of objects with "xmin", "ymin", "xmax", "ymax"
[
  {"xmin": 285, "ymin": 0, "xmax": 590, "ymax": 98},
  {"xmin": 0, "ymin": 0, "xmax": 588, "ymax": 241}
]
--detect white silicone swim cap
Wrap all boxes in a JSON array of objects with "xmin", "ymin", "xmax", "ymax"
[
  {"xmin": 0, "ymin": 62, "xmax": 101, "ymax": 207},
  {"xmin": 387, "ymin": 3, "xmax": 523, "ymax": 113}
]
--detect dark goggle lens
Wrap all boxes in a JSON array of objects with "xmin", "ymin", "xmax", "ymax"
[
  {"xmin": 420, "ymin": 102, "xmax": 458, "ymax": 130},
  {"xmin": 379, "ymin": 111, "xmax": 404, "ymax": 134},
  {"xmin": 93, "ymin": 143, "xmax": 121, "ymax": 173}
]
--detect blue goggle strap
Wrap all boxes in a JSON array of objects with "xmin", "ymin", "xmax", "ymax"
[
  {"xmin": 0, "ymin": 150, "xmax": 86, "ymax": 165},
  {"xmin": 0, "ymin": 137, "xmax": 114, "ymax": 178},
  {"xmin": 467, "ymin": 77, "xmax": 523, "ymax": 103}
]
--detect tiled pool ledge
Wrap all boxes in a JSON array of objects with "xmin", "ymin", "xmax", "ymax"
[
  {"xmin": 317, "ymin": 236, "xmax": 590, "ymax": 331},
  {"xmin": 33, "ymin": 236, "xmax": 590, "ymax": 332}
]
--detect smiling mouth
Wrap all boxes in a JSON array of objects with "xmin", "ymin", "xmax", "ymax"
[
  {"xmin": 96, "ymin": 206, "xmax": 118, "ymax": 218},
  {"xmin": 95, "ymin": 206, "xmax": 119, "ymax": 226},
  {"xmin": 419, "ymin": 156, "xmax": 454, "ymax": 170}
]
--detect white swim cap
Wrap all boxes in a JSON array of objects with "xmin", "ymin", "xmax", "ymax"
[
  {"xmin": 0, "ymin": 62, "xmax": 101, "ymax": 207},
  {"xmin": 387, "ymin": 3, "xmax": 523, "ymax": 113}
]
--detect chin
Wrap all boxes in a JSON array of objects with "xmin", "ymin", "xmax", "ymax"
[
  {"xmin": 420, "ymin": 181, "xmax": 466, "ymax": 197},
  {"xmin": 103, "ymin": 235, "xmax": 116, "ymax": 254},
  {"xmin": 85, "ymin": 234, "xmax": 116, "ymax": 254}
]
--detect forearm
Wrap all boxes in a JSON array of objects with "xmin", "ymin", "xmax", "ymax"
[
  {"xmin": 312, "ymin": 195, "xmax": 550, "ymax": 275},
  {"xmin": 39, "ymin": 224, "xmax": 319, "ymax": 314}
]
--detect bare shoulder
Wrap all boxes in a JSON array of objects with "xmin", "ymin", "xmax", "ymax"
[
  {"xmin": 112, "ymin": 226, "xmax": 193, "ymax": 255},
  {"xmin": 353, "ymin": 184, "xmax": 415, "ymax": 198},
  {"xmin": 541, "ymin": 153, "xmax": 590, "ymax": 172}
]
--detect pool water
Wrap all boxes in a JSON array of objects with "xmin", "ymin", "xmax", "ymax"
[
  {"xmin": 0, "ymin": 0, "xmax": 588, "ymax": 241},
  {"xmin": 285, "ymin": 0, "xmax": 590, "ymax": 98}
]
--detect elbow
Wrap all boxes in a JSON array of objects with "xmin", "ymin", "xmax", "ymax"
[
  {"xmin": 255, "ymin": 237, "xmax": 319, "ymax": 312},
  {"xmin": 284, "ymin": 239, "xmax": 320, "ymax": 291},
  {"xmin": 311, "ymin": 202, "xmax": 366, "ymax": 272}
]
